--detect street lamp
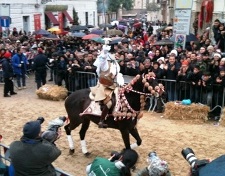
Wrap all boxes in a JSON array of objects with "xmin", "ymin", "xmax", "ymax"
[{"xmin": 102, "ymin": 0, "xmax": 107, "ymax": 35}]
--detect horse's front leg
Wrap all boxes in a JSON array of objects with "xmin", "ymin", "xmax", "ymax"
[
  {"xmin": 79, "ymin": 118, "xmax": 91, "ymax": 157},
  {"xmin": 64, "ymin": 123, "xmax": 75, "ymax": 155},
  {"xmin": 120, "ymin": 129, "xmax": 131, "ymax": 149},
  {"xmin": 129, "ymin": 127, "xmax": 142, "ymax": 149}
]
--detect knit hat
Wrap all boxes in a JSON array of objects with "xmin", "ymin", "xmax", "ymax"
[
  {"xmin": 207, "ymin": 45, "xmax": 214, "ymax": 50},
  {"xmin": 170, "ymin": 49, "xmax": 178, "ymax": 57},
  {"xmin": 182, "ymin": 60, "xmax": 189, "ymax": 66},
  {"xmin": 213, "ymin": 53, "xmax": 221, "ymax": 58},
  {"xmin": 157, "ymin": 57, "xmax": 165, "ymax": 63},
  {"xmin": 23, "ymin": 121, "xmax": 41, "ymax": 139},
  {"xmin": 4, "ymin": 52, "xmax": 11, "ymax": 59},
  {"xmin": 221, "ymin": 58, "xmax": 225, "ymax": 62}
]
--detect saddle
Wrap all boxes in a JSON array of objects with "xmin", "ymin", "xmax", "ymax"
[{"xmin": 80, "ymin": 89, "xmax": 117, "ymax": 117}]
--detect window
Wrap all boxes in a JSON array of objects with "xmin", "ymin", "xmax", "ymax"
[
  {"xmin": 93, "ymin": 11, "xmax": 95, "ymax": 26},
  {"xmin": 85, "ymin": 12, "xmax": 88, "ymax": 25}
]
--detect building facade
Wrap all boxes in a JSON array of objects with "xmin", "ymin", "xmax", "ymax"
[
  {"xmin": 0, "ymin": 0, "xmax": 97, "ymax": 33},
  {"xmin": 166, "ymin": 0, "xmax": 223, "ymax": 35},
  {"xmin": 133, "ymin": 0, "xmax": 147, "ymax": 9}
]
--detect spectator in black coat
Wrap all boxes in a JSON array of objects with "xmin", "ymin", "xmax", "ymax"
[
  {"xmin": 139, "ymin": 59, "xmax": 153, "ymax": 75},
  {"xmin": 212, "ymin": 19, "xmax": 221, "ymax": 45},
  {"xmin": 152, "ymin": 62, "xmax": 163, "ymax": 79},
  {"xmin": 213, "ymin": 67, "xmax": 225, "ymax": 109},
  {"xmin": 176, "ymin": 60, "xmax": 192, "ymax": 100},
  {"xmin": 57, "ymin": 55, "xmax": 68, "ymax": 88},
  {"xmin": 200, "ymin": 72, "xmax": 213, "ymax": 107},
  {"xmin": 188, "ymin": 65, "xmax": 203, "ymax": 103},
  {"xmin": 163, "ymin": 55, "xmax": 180, "ymax": 101},
  {"xmin": 1, "ymin": 51, "xmax": 17, "ymax": 97},
  {"xmin": 33, "ymin": 48, "xmax": 49, "ymax": 89},
  {"xmin": 120, "ymin": 53, "xmax": 140, "ymax": 76}
]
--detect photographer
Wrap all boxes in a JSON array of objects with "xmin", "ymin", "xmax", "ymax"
[
  {"xmin": 136, "ymin": 152, "xmax": 171, "ymax": 176},
  {"xmin": 9, "ymin": 118, "xmax": 62, "ymax": 176},
  {"xmin": 86, "ymin": 149, "xmax": 138, "ymax": 176}
]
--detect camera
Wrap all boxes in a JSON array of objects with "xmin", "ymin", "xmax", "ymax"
[
  {"xmin": 181, "ymin": 148, "xmax": 209, "ymax": 176},
  {"xmin": 37, "ymin": 116, "xmax": 66, "ymax": 143}
]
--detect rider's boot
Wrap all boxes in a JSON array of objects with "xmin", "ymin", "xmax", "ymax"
[{"xmin": 98, "ymin": 104, "xmax": 109, "ymax": 128}]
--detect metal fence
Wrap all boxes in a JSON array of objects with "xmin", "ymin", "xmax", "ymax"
[
  {"xmin": 158, "ymin": 79, "xmax": 225, "ymax": 109},
  {"xmin": 67, "ymin": 73, "xmax": 225, "ymax": 110},
  {"xmin": 67, "ymin": 71, "xmax": 97, "ymax": 92}
]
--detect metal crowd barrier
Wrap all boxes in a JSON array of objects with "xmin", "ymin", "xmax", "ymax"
[
  {"xmin": 158, "ymin": 79, "xmax": 225, "ymax": 109},
  {"xmin": 0, "ymin": 143, "xmax": 73, "ymax": 176},
  {"xmin": 66, "ymin": 72, "xmax": 225, "ymax": 109},
  {"xmin": 67, "ymin": 71, "xmax": 97, "ymax": 92}
]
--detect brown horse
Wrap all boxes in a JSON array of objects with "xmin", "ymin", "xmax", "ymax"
[{"xmin": 64, "ymin": 74, "xmax": 151, "ymax": 155}]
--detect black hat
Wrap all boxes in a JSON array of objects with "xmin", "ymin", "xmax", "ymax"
[
  {"xmin": 203, "ymin": 71, "xmax": 211, "ymax": 76},
  {"xmin": 153, "ymin": 61, "xmax": 160, "ymax": 66},
  {"xmin": 23, "ymin": 121, "xmax": 41, "ymax": 139}
]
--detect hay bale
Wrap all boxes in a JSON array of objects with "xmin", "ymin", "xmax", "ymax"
[
  {"xmin": 220, "ymin": 108, "xmax": 225, "ymax": 126},
  {"xmin": 36, "ymin": 84, "xmax": 68, "ymax": 101},
  {"xmin": 164, "ymin": 102, "xmax": 210, "ymax": 122}
]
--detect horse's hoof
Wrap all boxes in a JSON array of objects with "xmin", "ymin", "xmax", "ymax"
[
  {"xmin": 69, "ymin": 149, "xmax": 74, "ymax": 155},
  {"xmin": 84, "ymin": 152, "xmax": 91, "ymax": 157}
]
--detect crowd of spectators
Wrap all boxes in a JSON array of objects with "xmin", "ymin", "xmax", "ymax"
[
  {"xmin": 1, "ymin": 18, "xmax": 225, "ymax": 176},
  {"xmin": 0, "ymin": 20, "xmax": 225, "ymax": 110}
]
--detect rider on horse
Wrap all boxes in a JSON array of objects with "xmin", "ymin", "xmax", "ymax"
[{"xmin": 90, "ymin": 38, "xmax": 124, "ymax": 128}]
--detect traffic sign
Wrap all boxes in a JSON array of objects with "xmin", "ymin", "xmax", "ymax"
[
  {"xmin": 0, "ymin": 18, "xmax": 10, "ymax": 27},
  {"xmin": 2, "ymin": 27, "xmax": 9, "ymax": 38}
]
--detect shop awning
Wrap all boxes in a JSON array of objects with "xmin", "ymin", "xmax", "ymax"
[
  {"xmin": 45, "ymin": 5, "xmax": 68, "ymax": 12},
  {"xmin": 63, "ymin": 11, "xmax": 73, "ymax": 24},
  {"xmin": 45, "ymin": 12, "xmax": 59, "ymax": 25}
]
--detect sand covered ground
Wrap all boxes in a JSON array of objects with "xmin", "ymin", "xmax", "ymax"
[{"xmin": 1, "ymin": 74, "xmax": 225, "ymax": 176}]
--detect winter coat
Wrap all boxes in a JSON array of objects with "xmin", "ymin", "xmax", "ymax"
[
  {"xmin": 1, "ymin": 58, "xmax": 14, "ymax": 78},
  {"xmin": 163, "ymin": 62, "xmax": 180, "ymax": 80},
  {"xmin": 12, "ymin": 53, "xmax": 27, "ymax": 75},
  {"xmin": 9, "ymin": 136, "xmax": 61, "ymax": 176},
  {"xmin": 33, "ymin": 53, "xmax": 48, "ymax": 72}
]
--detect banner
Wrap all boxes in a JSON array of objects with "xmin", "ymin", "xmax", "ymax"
[
  {"xmin": 58, "ymin": 12, "xmax": 63, "ymax": 32},
  {"xmin": 34, "ymin": 14, "xmax": 41, "ymax": 31},
  {"xmin": 175, "ymin": 0, "xmax": 193, "ymax": 9},
  {"xmin": 173, "ymin": 9, "xmax": 192, "ymax": 35},
  {"xmin": 175, "ymin": 34, "xmax": 186, "ymax": 49}
]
